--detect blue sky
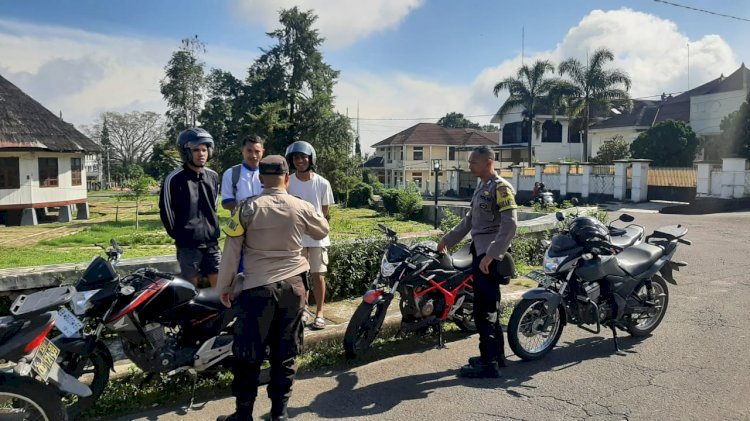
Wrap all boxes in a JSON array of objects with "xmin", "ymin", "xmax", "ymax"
[{"xmin": 1, "ymin": 0, "xmax": 748, "ymax": 151}]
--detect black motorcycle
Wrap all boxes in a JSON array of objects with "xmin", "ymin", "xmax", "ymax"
[
  {"xmin": 0, "ymin": 286, "xmax": 93, "ymax": 420},
  {"xmin": 343, "ymin": 224, "xmax": 477, "ymax": 358},
  {"xmin": 509, "ymin": 215, "xmax": 690, "ymax": 360},
  {"xmin": 57, "ymin": 239, "xmax": 236, "ymax": 413}
]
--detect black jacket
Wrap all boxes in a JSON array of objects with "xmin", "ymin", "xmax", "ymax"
[{"xmin": 159, "ymin": 165, "xmax": 221, "ymax": 248}]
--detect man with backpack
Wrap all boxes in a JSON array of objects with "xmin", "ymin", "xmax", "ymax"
[{"xmin": 221, "ymin": 135, "xmax": 265, "ymax": 211}]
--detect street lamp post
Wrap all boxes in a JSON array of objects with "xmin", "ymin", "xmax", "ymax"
[{"xmin": 432, "ymin": 159, "xmax": 441, "ymax": 229}]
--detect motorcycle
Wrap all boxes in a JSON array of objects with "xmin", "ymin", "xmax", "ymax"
[
  {"xmin": 57, "ymin": 239, "xmax": 236, "ymax": 413},
  {"xmin": 0, "ymin": 286, "xmax": 93, "ymax": 421},
  {"xmin": 509, "ymin": 215, "xmax": 690, "ymax": 361},
  {"xmin": 343, "ymin": 224, "xmax": 477, "ymax": 358}
]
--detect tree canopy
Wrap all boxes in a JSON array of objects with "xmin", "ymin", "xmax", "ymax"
[
  {"xmin": 629, "ymin": 120, "xmax": 699, "ymax": 167},
  {"xmin": 718, "ymin": 91, "xmax": 750, "ymax": 159},
  {"xmin": 591, "ymin": 134, "xmax": 630, "ymax": 164}
]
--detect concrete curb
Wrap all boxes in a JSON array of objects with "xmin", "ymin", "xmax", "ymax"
[{"xmin": 108, "ymin": 288, "xmax": 528, "ymax": 381}]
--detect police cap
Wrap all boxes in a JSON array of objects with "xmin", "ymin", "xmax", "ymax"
[{"xmin": 259, "ymin": 155, "xmax": 289, "ymax": 175}]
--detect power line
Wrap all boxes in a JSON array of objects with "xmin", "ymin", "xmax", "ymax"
[{"xmin": 653, "ymin": 0, "xmax": 750, "ymax": 22}]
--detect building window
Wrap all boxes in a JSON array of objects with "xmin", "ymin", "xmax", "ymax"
[
  {"xmin": 412, "ymin": 171, "xmax": 423, "ymax": 188},
  {"xmin": 71, "ymin": 157, "xmax": 82, "ymax": 186},
  {"xmin": 39, "ymin": 158, "xmax": 58, "ymax": 187},
  {"xmin": 387, "ymin": 148, "xmax": 392, "ymax": 162},
  {"xmin": 399, "ymin": 148, "xmax": 404, "ymax": 161},
  {"xmin": 502, "ymin": 121, "xmax": 530, "ymax": 144},
  {"xmin": 448, "ymin": 147, "xmax": 456, "ymax": 161},
  {"xmin": 0, "ymin": 157, "xmax": 20, "ymax": 189},
  {"xmin": 413, "ymin": 147, "xmax": 423, "ymax": 161},
  {"xmin": 541, "ymin": 120, "xmax": 563, "ymax": 143}
]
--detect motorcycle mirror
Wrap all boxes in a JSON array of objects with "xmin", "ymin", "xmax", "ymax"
[
  {"xmin": 571, "ymin": 197, "xmax": 579, "ymax": 205},
  {"xmin": 555, "ymin": 211, "xmax": 565, "ymax": 222},
  {"xmin": 619, "ymin": 214, "xmax": 635, "ymax": 223}
]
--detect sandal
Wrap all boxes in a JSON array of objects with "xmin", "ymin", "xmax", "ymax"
[{"xmin": 311, "ymin": 316, "xmax": 326, "ymax": 330}]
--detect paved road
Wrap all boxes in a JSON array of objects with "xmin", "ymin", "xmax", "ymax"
[{"xmin": 120, "ymin": 211, "xmax": 750, "ymax": 421}]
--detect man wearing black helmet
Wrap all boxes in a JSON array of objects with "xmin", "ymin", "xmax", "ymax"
[{"xmin": 159, "ymin": 127, "xmax": 221, "ymax": 287}]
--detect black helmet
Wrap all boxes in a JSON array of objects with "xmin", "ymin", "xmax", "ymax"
[
  {"xmin": 569, "ymin": 216, "xmax": 610, "ymax": 252},
  {"xmin": 285, "ymin": 141, "xmax": 316, "ymax": 172},
  {"xmin": 177, "ymin": 128, "xmax": 214, "ymax": 165}
]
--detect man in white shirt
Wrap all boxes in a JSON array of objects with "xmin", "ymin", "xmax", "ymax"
[
  {"xmin": 285, "ymin": 141, "xmax": 334, "ymax": 330},
  {"xmin": 221, "ymin": 135, "xmax": 265, "ymax": 211}
]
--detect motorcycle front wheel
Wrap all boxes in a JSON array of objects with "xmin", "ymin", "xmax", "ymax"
[
  {"xmin": 59, "ymin": 344, "xmax": 110, "ymax": 418},
  {"xmin": 508, "ymin": 298, "xmax": 564, "ymax": 361},
  {"xmin": 627, "ymin": 275, "xmax": 669, "ymax": 336},
  {"xmin": 343, "ymin": 301, "xmax": 388, "ymax": 359},
  {"xmin": 0, "ymin": 373, "xmax": 68, "ymax": 421}
]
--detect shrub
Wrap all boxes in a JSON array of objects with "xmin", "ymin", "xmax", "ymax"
[
  {"xmin": 439, "ymin": 208, "xmax": 462, "ymax": 233},
  {"xmin": 396, "ymin": 182, "xmax": 423, "ymax": 220},
  {"xmin": 326, "ymin": 237, "xmax": 388, "ymax": 299},
  {"xmin": 346, "ymin": 182, "xmax": 373, "ymax": 208},
  {"xmin": 369, "ymin": 179, "xmax": 386, "ymax": 196},
  {"xmin": 380, "ymin": 189, "xmax": 401, "ymax": 215}
]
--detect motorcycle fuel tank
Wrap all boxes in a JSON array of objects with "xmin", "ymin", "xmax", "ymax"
[{"xmin": 135, "ymin": 278, "xmax": 197, "ymax": 324}]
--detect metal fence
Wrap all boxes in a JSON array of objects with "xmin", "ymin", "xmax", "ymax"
[
  {"xmin": 591, "ymin": 165, "xmax": 615, "ymax": 175},
  {"xmin": 648, "ymin": 167, "xmax": 697, "ymax": 187}
]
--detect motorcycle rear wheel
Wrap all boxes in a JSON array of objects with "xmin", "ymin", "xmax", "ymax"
[
  {"xmin": 343, "ymin": 301, "xmax": 388, "ymax": 359},
  {"xmin": 627, "ymin": 275, "xmax": 669, "ymax": 336},
  {"xmin": 0, "ymin": 372, "xmax": 68, "ymax": 421},
  {"xmin": 59, "ymin": 345, "xmax": 110, "ymax": 418},
  {"xmin": 508, "ymin": 298, "xmax": 564, "ymax": 361}
]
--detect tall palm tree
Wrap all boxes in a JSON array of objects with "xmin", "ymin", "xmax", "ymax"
[
  {"xmin": 493, "ymin": 59, "xmax": 564, "ymax": 166},
  {"xmin": 558, "ymin": 47, "xmax": 632, "ymax": 161}
]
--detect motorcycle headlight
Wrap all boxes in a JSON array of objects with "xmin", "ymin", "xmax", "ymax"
[
  {"xmin": 543, "ymin": 254, "xmax": 566, "ymax": 274},
  {"xmin": 71, "ymin": 289, "xmax": 99, "ymax": 316},
  {"xmin": 380, "ymin": 254, "xmax": 400, "ymax": 278}
]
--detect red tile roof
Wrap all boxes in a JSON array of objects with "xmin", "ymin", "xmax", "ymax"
[{"xmin": 372, "ymin": 123, "xmax": 499, "ymax": 147}]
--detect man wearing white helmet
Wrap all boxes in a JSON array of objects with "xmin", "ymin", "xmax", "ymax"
[{"xmin": 285, "ymin": 141, "xmax": 334, "ymax": 330}]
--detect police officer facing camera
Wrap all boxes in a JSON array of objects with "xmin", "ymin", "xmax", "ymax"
[
  {"xmin": 437, "ymin": 146, "xmax": 518, "ymax": 378},
  {"xmin": 216, "ymin": 155, "xmax": 329, "ymax": 421}
]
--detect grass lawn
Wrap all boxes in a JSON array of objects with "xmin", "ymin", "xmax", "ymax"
[{"xmin": 0, "ymin": 194, "xmax": 434, "ymax": 269}]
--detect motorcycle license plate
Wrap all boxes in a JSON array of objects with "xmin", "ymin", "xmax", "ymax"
[
  {"xmin": 56, "ymin": 307, "xmax": 84, "ymax": 337},
  {"xmin": 30, "ymin": 338, "xmax": 60, "ymax": 381},
  {"xmin": 526, "ymin": 271, "xmax": 556, "ymax": 287}
]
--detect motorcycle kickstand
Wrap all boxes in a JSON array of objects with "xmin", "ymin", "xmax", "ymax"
[
  {"xmin": 436, "ymin": 322, "xmax": 446, "ymax": 349},
  {"xmin": 187, "ymin": 368, "xmax": 198, "ymax": 409},
  {"xmin": 608, "ymin": 323, "xmax": 621, "ymax": 353}
]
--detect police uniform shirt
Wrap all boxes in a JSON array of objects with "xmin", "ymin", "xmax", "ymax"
[
  {"xmin": 441, "ymin": 174, "xmax": 518, "ymax": 259},
  {"xmin": 216, "ymin": 188, "xmax": 330, "ymax": 294}
]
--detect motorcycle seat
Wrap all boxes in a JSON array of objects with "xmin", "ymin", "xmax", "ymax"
[
  {"xmin": 451, "ymin": 243, "xmax": 473, "ymax": 270},
  {"xmin": 609, "ymin": 225, "xmax": 644, "ymax": 249},
  {"xmin": 193, "ymin": 288, "xmax": 226, "ymax": 311},
  {"xmin": 616, "ymin": 243, "xmax": 663, "ymax": 275}
]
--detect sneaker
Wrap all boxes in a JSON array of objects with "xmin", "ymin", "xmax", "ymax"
[
  {"xmin": 458, "ymin": 362, "xmax": 501, "ymax": 378},
  {"xmin": 468, "ymin": 355, "xmax": 507, "ymax": 368}
]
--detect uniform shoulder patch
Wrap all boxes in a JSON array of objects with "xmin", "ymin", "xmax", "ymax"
[
  {"xmin": 496, "ymin": 181, "xmax": 518, "ymax": 212},
  {"xmin": 224, "ymin": 207, "xmax": 245, "ymax": 237}
]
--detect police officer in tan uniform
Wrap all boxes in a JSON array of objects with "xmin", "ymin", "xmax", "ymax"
[
  {"xmin": 438, "ymin": 146, "xmax": 518, "ymax": 378},
  {"xmin": 216, "ymin": 155, "xmax": 329, "ymax": 421}
]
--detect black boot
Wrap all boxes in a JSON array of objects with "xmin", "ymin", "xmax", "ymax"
[
  {"xmin": 269, "ymin": 400, "xmax": 288, "ymax": 421},
  {"xmin": 468, "ymin": 355, "xmax": 507, "ymax": 368},
  {"xmin": 458, "ymin": 361, "xmax": 501, "ymax": 378},
  {"xmin": 217, "ymin": 403, "xmax": 253, "ymax": 421}
]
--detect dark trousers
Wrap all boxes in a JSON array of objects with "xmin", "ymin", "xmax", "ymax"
[
  {"xmin": 231, "ymin": 274, "xmax": 306, "ymax": 414},
  {"xmin": 470, "ymin": 245, "xmax": 506, "ymax": 364}
]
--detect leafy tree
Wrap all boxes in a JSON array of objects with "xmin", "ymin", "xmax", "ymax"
[
  {"xmin": 493, "ymin": 59, "xmax": 564, "ymax": 165},
  {"xmin": 718, "ymin": 91, "xmax": 750, "ymax": 159},
  {"xmin": 481, "ymin": 124, "xmax": 500, "ymax": 132},
  {"xmin": 82, "ymin": 111, "xmax": 167, "ymax": 180},
  {"xmin": 123, "ymin": 175, "xmax": 157, "ymax": 230},
  {"xmin": 160, "ymin": 36, "xmax": 207, "ymax": 142},
  {"xmin": 591, "ymin": 134, "xmax": 630, "ymax": 164},
  {"xmin": 145, "ymin": 138, "xmax": 181, "ymax": 182},
  {"xmin": 558, "ymin": 48, "xmax": 632, "ymax": 161},
  {"xmin": 437, "ymin": 112, "xmax": 481, "ymax": 129},
  {"xmin": 630, "ymin": 120, "xmax": 699, "ymax": 167}
]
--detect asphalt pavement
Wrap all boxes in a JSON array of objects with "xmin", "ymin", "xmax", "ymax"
[{"xmin": 116, "ymin": 208, "xmax": 750, "ymax": 421}]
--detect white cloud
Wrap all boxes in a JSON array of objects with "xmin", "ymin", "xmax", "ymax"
[
  {"xmin": 337, "ymin": 8, "xmax": 740, "ymax": 152},
  {"xmin": 0, "ymin": 18, "xmax": 255, "ymax": 126},
  {"xmin": 229, "ymin": 0, "xmax": 424, "ymax": 49}
]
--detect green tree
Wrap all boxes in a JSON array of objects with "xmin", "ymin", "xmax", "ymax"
[
  {"xmin": 160, "ymin": 36, "xmax": 207, "ymax": 142},
  {"xmin": 718, "ymin": 91, "xmax": 750, "ymax": 159},
  {"xmin": 591, "ymin": 134, "xmax": 630, "ymax": 164},
  {"xmin": 123, "ymin": 175, "xmax": 157, "ymax": 230},
  {"xmin": 437, "ymin": 112, "xmax": 482, "ymax": 129},
  {"xmin": 493, "ymin": 59, "xmax": 564, "ymax": 166},
  {"xmin": 630, "ymin": 120, "xmax": 699, "ymax": 167},
  {"xmin": 145, "ymin": 138, "xmax": 181, "ymax": 181},
  {"xmin": 558, "ymin": 47, "xmax": 632, "ymax": 161}
]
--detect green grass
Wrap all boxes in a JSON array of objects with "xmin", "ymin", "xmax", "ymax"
[{"xmin": 0, "ymin": 196, "xmax": 434, "ymax": 270}]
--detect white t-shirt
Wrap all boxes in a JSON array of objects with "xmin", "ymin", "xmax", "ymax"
[
  {"xmin": 221, "ymin": 163, "xmax": 263, "ymax": 205},
  {"xmin": 288, "ymin": 172, "xmax": 334, "ymax": 247}
]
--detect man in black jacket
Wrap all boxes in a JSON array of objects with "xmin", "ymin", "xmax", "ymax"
[{"xmin": 159, "ymin": 128, "xmax": 221, "ymax": 287}]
